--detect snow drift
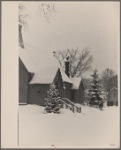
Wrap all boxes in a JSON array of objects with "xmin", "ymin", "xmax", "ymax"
[{"xmin": 19, "ymin": 104, "xmax": 119, "ymax": 148}]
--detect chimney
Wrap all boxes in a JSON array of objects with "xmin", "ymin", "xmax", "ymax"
[
  {"xmin": 19, "ymin": 23, "xmax": 24, "ymax": 49},
  {"xmin": 65, "ymin": 56, "xmax": 70, "ymax": 77}
]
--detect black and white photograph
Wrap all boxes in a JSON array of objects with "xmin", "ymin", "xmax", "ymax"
[{"xmin": 1, "ymin": 1, "xmax": 120, "ymax": 148}]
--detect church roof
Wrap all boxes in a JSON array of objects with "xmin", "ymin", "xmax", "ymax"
[
  {"xmin": 19, "ymin": 46, "xmax": 37, "ymax": 72},
  {"xmin": 19, "ymin": 43, "xmax": 57, "ymax": 72},
  {"xmin": 29, "ymin": 66, "xmax": 59, "ymax": 84},
  {"xmin": 19, "ymin": 43, "xmax": 72, "ymax": 84},
  {"xmin": 59, "ymin": 67, "xmax": 73, "ymax": 84},
  {"xmin": 71, "ymin": 77, "xmax": 82, "ymax": 89}
]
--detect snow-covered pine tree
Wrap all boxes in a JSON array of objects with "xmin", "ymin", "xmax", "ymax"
[
  {"xmin": 89, "ymin": 69, "xmax": 103, "ymax": 109},
  {"xmin": 44, "ymin": 83, "xmax": 61, "ymax": 113}
]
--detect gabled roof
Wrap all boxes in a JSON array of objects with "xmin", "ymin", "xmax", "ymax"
[
  {"xmin": 19, "ymin": 43, "xmax": 58, "ymax": 72},
  {"xmin": 19, "ymin": 43, "xmax": 72, "ymax": 84},
  {"xmin": 71, "ymin": 78, "xmax": 82, "ymax": 89},
  {"xmin": 19, "ymin": 46, "xmax": 37, "ymax": 72},
  {"xmin": 59, "ymin": 67, "xmax": 73, "ymax": 84},
  {"xmin": 29, "ymin": 66, "xmax": 73, "ymax": 84},
  {"xmin": 30, "ymin": 66, "xmax": 59, "ymax": 84}
]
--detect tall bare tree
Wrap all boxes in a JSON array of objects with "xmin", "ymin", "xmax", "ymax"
[
  {"xmin": 100, "ymin": 68, "xmax": 117, "ymax": 98},
  {"xmin": 54, "ymin": 47, "xmax": 93, "ymax": 77},
  {"xmin": 18, "ymin": 3, "xmax": 56, "ymax": 48}
]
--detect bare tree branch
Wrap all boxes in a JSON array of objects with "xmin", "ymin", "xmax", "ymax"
[
  {"xmin": 100, "ymin": 68, "xmax": 117, "ymax": 93},
  {"xmin": 18, "ymin": 3, "xmax": 57, "ymax": 48},
  {"xmin": 38, "ymin": 3, "xmax": 57, "ymax": 23},
  {"xmin": 19, "ymin": 4, "xmax": 29, "ymax": 30},
  {"xmin": 54, "ymin": 47, "xmax": 93, "ymax": 77},
  {"xmin": 19, "ymin": 3, "xmax": 56, "ymax": 28}
]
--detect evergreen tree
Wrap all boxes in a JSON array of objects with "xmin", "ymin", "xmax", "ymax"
[
  {"xmin": 44, "ymin": 83, "xmax": 61, "ymax": 113},
  {"xmin": 89, "ymin": 69, "xmax": 103, "ymax": 109}
]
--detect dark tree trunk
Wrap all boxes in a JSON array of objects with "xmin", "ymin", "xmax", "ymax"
[{"xmin": 19, "ymin": 23, "xmax": 24, "ymax": 49}]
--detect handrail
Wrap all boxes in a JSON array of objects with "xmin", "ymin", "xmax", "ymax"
[
  {"xmin": 62, "ymin": 98, "xmax": 81, "ymax": 110},
  {"xmin": 59, "ymin": 99, "xmax": 74, "ymax": 112},
  {"xmin": 60, "ymin": 98, "xmax": 81, "ymax": 113}
]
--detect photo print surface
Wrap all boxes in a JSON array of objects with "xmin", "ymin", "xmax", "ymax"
[{"xmin": 18, "ymin": 1, "xmax": 120, "ymax": 148}]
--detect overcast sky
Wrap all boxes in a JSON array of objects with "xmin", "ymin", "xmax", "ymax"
[{"xmin": 22, "ymin": 2, "xmax": 120, "ymax": 75}]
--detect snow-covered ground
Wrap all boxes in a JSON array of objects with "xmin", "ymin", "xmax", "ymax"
[{"xmin": 19, "ymin": 104, "xmax": 120, "ymax": 148}]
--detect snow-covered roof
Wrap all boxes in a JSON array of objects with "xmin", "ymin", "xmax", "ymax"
[
  {"xmin": 19, "ymin": 43, "xmax": 59, "ymax": 72},
  {"xmin": 19, "ymin": 43, "xmax": 72, "ymax": 84},
  {"xmin": 29, "ymin": 66, "xmax": 73, "ymax": 84},
  {"xmin": 71, "ymin": 78, "xmax": 82, "ymax": 89},
  {"xmin": 19, "ymin": 46, "xmax": 37, "ymax": 72},
  {"xmin": 59, "ymin": 67, "xmax": 73, "ymax": 84},
  {"xmin": 30, "ymin": 65, "xmax": 59, "ymax": 84}
]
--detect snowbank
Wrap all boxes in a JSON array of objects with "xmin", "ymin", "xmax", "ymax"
[{"xmin": 19, "ymin": 104, "xmax": 119, "ymax": 148}]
